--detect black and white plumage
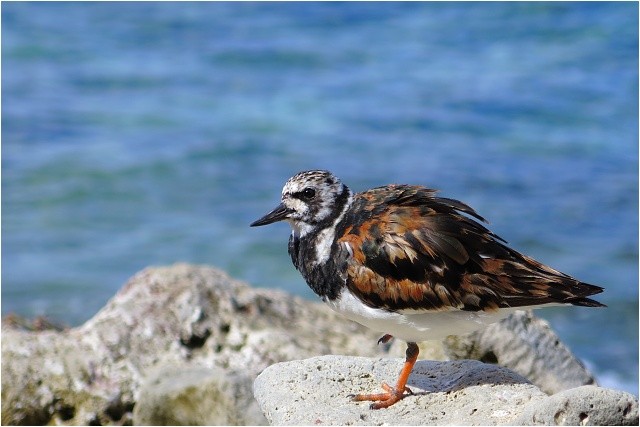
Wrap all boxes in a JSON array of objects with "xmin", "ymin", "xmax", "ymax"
[{"xmin": 251, "ymin": 169, "xmax": 604, "ymax": 409}]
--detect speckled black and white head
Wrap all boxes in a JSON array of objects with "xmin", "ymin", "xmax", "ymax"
[{"xmin": 251, "ymin": 170, "xmax": 353, "ymax": 239}]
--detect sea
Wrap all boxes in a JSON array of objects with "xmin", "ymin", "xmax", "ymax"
[{"xmin": 3, "ymin": 2, "xmax": 638, "ymax": 395}]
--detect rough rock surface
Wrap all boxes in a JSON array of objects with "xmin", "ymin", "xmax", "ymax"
[
  {"xmin": 254, "ymin": 355, "xmax": 639, "ymax": 426},
  {"xmin": 513, "ymin": 385, "xmax": 639, "ymax": 426},
  {"xmin": 0, "ymin": 263, "xmax": 620, "ymax": 425},
  {"xmin": 133, "ymin": 364, "xmax": 263, "ymax": 425},
  {"xmin": 1, "ymin": 264, "xmax": 434, "ymax": 425},
  {"xmin": 444, "ymin": 310, "xmax": 597, "ymax": 394}
]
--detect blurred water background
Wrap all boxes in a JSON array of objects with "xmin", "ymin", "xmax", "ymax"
[{"xmin": 3, "ymin": 2, "xmax": 638, "ymax": 394}]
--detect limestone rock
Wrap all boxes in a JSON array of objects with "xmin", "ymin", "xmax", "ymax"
[
  {"xmin": 253, "ymin": 355, "xmax": 638, "ymax": 426},
  {"xmin": 444, "ymin": 310, "xmax": 597, "ymax": 394},
  {"xmin": 513, "ymin": 385, "xmax": 639, "ymax": 426},
  {"xmin": 1, "ymin": 264, "xmax": 439, "ymax": 425},
  {"xmin": 254, "ymin": 355, "xmax": 542, "ymax": 425},
  {"xmin": 133, "ymin": 364, "xmax": 266, "ymax": 425},
  {"xmin": 0, "ymin": 264, "xmax": 622, "ymax": 426}
]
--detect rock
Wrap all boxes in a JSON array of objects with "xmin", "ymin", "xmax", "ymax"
[
  {"xmin": 514, "ymin": 385, "xmax": 639, "ymax": 426},
  {"xmin": 0, "ymin": 264, "xmax": 625, "ymax": 425},
  {"xmin": 254, "ymin": 355, "xmax": 542, "ymax": 425},
  {"xmin": 1, "ymin": 329, "xmax": 92, "ymax": 425},
  {"xmin": 444, "ymin": 310, "xmax": 597, "ymax": 394},
  {"xmin": 133, "ymin": 364, "xmax": 266, "ymax": 425},
  {"xmin": 253, "ymin": 355, "xmax": 639, "ymax": 426},
  {"xmin": 1, "ymin": 264, "xmax": 442, "ymax": 425}
]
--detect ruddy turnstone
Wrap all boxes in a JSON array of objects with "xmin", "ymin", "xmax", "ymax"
[{"xmin": 251, "ymin": 170, "xmax": 605, "ymax": 409}]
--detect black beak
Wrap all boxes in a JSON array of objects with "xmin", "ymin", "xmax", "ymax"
[{"xmin": 250, "ymin": 203, "xmax": 292, "ymax": 227}]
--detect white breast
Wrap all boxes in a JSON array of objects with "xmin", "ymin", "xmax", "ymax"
[{"xmin": 325, "ymin": 287, "xmax": 519, "ymax": 342}]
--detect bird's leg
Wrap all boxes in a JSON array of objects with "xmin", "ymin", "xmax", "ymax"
[{"xmin": 351, "ymin": 342, "xmax": 419, "ymax": 409}]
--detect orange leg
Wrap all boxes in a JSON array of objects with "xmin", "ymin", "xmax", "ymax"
[{"xmin": 351, "ymin": 342, "xmax": 419, "ymax": 409}]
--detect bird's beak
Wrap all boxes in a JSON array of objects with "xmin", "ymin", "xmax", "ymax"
[{"xmin": 250, "ymin": 203, "xmax": 292, "ymax": 227}]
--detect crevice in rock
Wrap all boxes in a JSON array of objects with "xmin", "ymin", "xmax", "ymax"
[
  {"xmin": 54, "ymin": 399, "xmax": 75, "ymax": 421},
  {"xmin": 180, "ymin": 328, "xmax": 211, "ymax": 349},
  {"xmin": 104, "ymin": 397, "xmax": 134, "ymax": 423},
  {"xmin": 479, "ymin": 350, "xmax": 498, "ymax": 364}
]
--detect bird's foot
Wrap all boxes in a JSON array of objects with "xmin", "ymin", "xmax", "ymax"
[
  {"xmin": 350, "ymin": 382, "xmax": 413, "ymax": 409},
  {"xmin": 377, "ymin": 334, "xmax": 394, "ymax": 345}
]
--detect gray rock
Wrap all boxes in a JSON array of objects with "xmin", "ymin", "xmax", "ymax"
[
  {"xmin": 253, "ymin": 355, "xmax": 638, "ymax": 426},
  {"xmin": 254, "ymin": 355, "xmax": 543, "ymax": 425},
  {"xmin": 514, "ymin": 385, "xmax": 639, "ymax": 426},
  {"xmin": 1, "ymin": 264, "xmax": 440, "ymax": 425},
  {"xmin": 133, "ymin": 364, "xmax": 266, "ymax": 425},
  {"xmin": 444, "ymin": 310, "xmax": 597, "ymax": 394},
  {"xmin": 1, "ymin": 329, "xmax": 95, "ymax": 425},
  {"xmin": 0, "ymin": 264, "xmax": 623, "ymax": 426}
]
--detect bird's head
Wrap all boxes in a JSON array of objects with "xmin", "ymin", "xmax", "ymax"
[{"xmin": 250, "ymin": 170, "xmax": 351, "ymax": 237}]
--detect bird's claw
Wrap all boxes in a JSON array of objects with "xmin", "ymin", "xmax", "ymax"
[
  {"xmin": 351, "ymin": 382, "xmax": 412, "ymax": 409},
  {"xmin": 377, "ymin": 334, "xmax": 394, "ymax": 345}
]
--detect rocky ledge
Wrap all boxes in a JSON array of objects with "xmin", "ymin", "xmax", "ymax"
[
  {"xmin": 254, "ymin": 356, "xmax": 637, "ymax": 425},
  {"xmin": 2, "ymin": 264, "xmax": 637, "ymax": 425}
]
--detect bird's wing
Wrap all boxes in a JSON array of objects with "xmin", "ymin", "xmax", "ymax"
[{"xmin": 336, "ymin": 185, "xmax": 604, "ymax": 313}]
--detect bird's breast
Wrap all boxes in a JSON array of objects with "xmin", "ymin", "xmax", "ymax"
[{"xmin": 288, "ymin": 232, "xmax": 347, "ymax": 301}]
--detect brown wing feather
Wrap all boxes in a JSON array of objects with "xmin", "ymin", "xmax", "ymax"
[{"xmin": 337, "ymin": 185, "xmax": 604, "ymax": 312}]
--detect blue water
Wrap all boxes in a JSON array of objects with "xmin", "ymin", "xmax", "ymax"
[{"xmin": 3, "ymin": 2, "xmax": 637, "ymax": 395}]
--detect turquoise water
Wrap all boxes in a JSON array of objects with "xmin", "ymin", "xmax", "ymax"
[{"xmin": 3, "ymin": 2, "xmax": 638, "ymax": 394}]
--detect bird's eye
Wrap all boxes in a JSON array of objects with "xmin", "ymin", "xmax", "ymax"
[{"xmin": 301, "ymin": 188, "xmax": 316, "ymax": 200}]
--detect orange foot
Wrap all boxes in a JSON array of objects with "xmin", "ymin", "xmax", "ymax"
[
  {"xmin": 351, "ymin": 382, "xmax": 414, "ymax": 409},
  {"xmin": 350, "ymin": 341, "xmax": 419, "ymax": 410}
]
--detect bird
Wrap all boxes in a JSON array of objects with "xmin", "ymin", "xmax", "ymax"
[{"xmin": 250, "ymin": 169, "xmax": 605, "ymax": 409}]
